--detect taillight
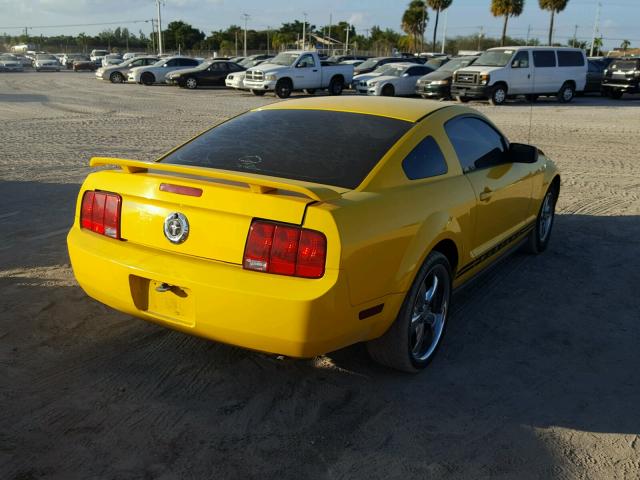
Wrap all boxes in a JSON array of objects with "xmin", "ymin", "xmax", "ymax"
[
  {"xmin": 243, "ymin": 220, "xmax": 326, "ymax": 278},
  {"xmin": 80, "ymin": 190, "xmax": 122, "ymax": 239}
]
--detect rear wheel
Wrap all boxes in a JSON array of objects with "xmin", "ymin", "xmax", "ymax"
[
  {"xmin": 328, "ymin": 77, "xmax": 344, "ymax": 95},
  {"xmin": 455, "ymin": 95, "xmax": 469, "ymax": 103},
  {"xmin": 185, "ymin": 77, "xmax": 198, "ymax": 89},
  {"xmin": 610, "ymin": 89, "xmax": 624, "ymax": 99},
  {"xmin": 141, "ymin": 72, "xmax": 155, "ymax": 86},
  {"xmin": 523, "ymin": 184, "xmax": 558, "ymax": 254},
  {"xmin": 557, "ymin": 82, "xmax": 575, "ymax": 103},
  {"xmin": 251, "ymin": 89, "xmax": 266, "ymax": 96},
  {"xmin": 489, "ymin": 84, "xmax": 508, "ymax": 105},
  {"xmin": 110, "ymin": 71, "xmax": 124, "ymax": 83},
  {"xmin": 367, "ymin": 252, "xmax": 452, "ymax": 372},
  {"xmin": 381, "ymin": 84, "xmax": 395, "ymax": 97},
  {"xmin": 275, "ymin": 79, "xmax": 292, "ymax": 98}
]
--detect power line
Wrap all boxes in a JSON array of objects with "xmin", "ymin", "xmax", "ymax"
[{"xmin": 0, "ymin": 20, "xmax": 151, "ymax": 30}]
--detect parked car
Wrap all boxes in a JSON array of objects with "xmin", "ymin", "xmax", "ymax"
[
  {"xmin": 225, "ymin": 70, "xmax": 248, "ymax": 90},
  {"xmin": 102, "ymin": 54, "xmax": 123, "ymax": 67},
  {"xmin": 239, "ymin": 54, "xmax": 274, "ymax": 68},
  {"xmin": 72, "ymin": 55, "xmax": 98, "ymax": 72},
  {"xmin": 166, "ymin": 60, "xmax": 246, "ymax": 89},
  {"xmin": 340, "ymin": 59, "xmax": 365, "ymax": 68},
  {"xmin": 450, "ymin": 46, "xmax": 587, "ymax": 105},
  {"xmin": 122, "ymin": 52, "xmax": 147, "ymax": 60},
  {"xmin": 601, "ymin": 57, "xmax": 640, "ymax": 99},
  {"xmin": 127, "ymin": 56, "xmax": 201, "ymax": 85},
  {"xmin": 243, "ymin": 50, "xmax": 354, "ymax": 98},
  {"xmin": 14, "ymin": 55, "xmax": 32, "ymax": 67},
  {"xmin": 424, "ymin": 56, "xmax": 451, "ymax": 70},
  {"xmin": 53, "ymin": 53, "xmax": 65, "ymax": 64},
  {"xmin": 583, "ymin": 57, "xmax": 614, "ymax": 94},
  {"xmin": 90, "ymin": 49, "xmax": 109, "ymax": 65},
  {"xmin": 68, "ymin": 96, "xmax": 560, "ymax": 372},
  {"xmin": 0, "ymin": 54, "xmax": 25, "ymax": 72},
  {"xmin": 327, "ymin": 54, "xmax": 370, "ymax": 64},
  {"xmin": 62, "ymin": 53, "xmax": 84, "ymax": 69},
  {"xmin": 354, "ymin": 56, "xmax": 424, "ymax": 76},
  {"xmin": 95, "ymin": 56, "xmax": 159, "ymax": 83},
  {"xmin": 416, "ymin": 55, "xmax": 480, "ymax": 99},
  {"xmin": 352, "ymin": 63, "xmax": 405, "ymax": 89},
  {"xmin": 356, "ymin": 63, "xmax": 434, "ymax": 96},
  {"xmin": 34, "ymin": 54, "xmax": 61, "ymax": 72}
]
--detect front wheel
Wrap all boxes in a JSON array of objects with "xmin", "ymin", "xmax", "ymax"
[
  {"xmin": 141, "ymin": 72, "xmax": 155, "ymax": 86},
  {"xmin": 381, "ymin": 84, "xmax": 395, "ymax": 97},
  {"xmin": 251, "ymin": 89, "xmax": 266, "ymax": 96},
  {"xmin": 455, "ymin": 95, "xmax": 469, "ymax": 103},
  {"xmin": 523, "ymin": 184, "xmax": 558, "ymax": 254},
  {"xmin": 367, "ymin": 252, "xmax": 452, "ymax": 372},
  {"xmin": 489, "ymin": 84, "xmax": 508, "ymax": 105},
  {"xmin": 557, "ymin": 82, "xmax": 575, "ymax": 103},
  {"xmin": 185, "ymin": 77, "xmax": 198, "ymax": 89},
  {"xmin": 275, "ymin": 79, "xmax": 292, "ymax": 98},
  {"xmin": 110, "ymin": 71, "xmax": 124, "ymax": 83}
]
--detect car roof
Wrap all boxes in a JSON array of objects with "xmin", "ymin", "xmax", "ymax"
[{"xmin": 255, "ymin": 96, "xmax": 448, "ymax": 123}]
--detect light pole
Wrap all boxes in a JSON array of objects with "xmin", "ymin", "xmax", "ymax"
[
  {"xmin": 155, "ymin": 0, "xmax": 163, "ymax": 55},
  {"xmin": 345, "ymin": 23, "xmax": 350, "ymax": 55},
  {"xmin": 302, "ymin": 12, "xmax": 307, "ymax": 50},
  {"xmin": 589, "ymin": 2, "xmax": 601, "ymax": 57},
  {"xmin": 242, "ymin": 13, "xmax": 250, "ymax": 57},
  {"xmin": 266, "ymin": 26, "xmax": 270, "ymax": 55}
]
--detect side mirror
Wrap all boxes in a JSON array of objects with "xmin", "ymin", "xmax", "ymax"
[
  {"xmin": 508, "ymin": 143, "xmax": 539, "ymax": 163},
  {"xmin": 402, "ymin": 72, "xmax": 410, "ymax": 77}
]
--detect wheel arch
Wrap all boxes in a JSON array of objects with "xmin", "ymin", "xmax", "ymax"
[{"xmin": 330, "ymin": 74, "xmax": 345, "ymax": 85}]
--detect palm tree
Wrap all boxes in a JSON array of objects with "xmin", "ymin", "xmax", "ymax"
[
  {"xmin": 401, "ymin": 0, "xmax": 428, "ymax": 53},
  {"xmin": 539, "ymin": 0, "xmax": 569, "ymax": 45},
  {"xmin": 592, "ymin": 36, "xmax": 603, "ymax": 56},
  {"xmin": 620, "ymin": 39, "xmax": 631, "ymax": 54},
  {"xmin": 427, "ymin": 0, "xmax": 452, "ymax": 52},
  {"xmin": 490, "ymin": 0, "xmax": 525, "ymax": 47}
]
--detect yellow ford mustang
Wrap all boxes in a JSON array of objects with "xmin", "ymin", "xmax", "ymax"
[{"xmin": 67, "ymin": 96, "xmax": 559, "ymax": 372}]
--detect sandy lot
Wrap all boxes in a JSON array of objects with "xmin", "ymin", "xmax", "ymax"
[{"xmin": 1, "ymin": 71, "xmax": 639, "ymax": 479}]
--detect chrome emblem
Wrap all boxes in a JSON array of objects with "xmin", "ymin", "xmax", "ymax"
[{"xmin": 163, "ymin": 212, "xmax": 189, "ymax": 244}]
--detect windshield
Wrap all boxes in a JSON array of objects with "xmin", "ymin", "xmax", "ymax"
[
  {"xmin": 440, "ymin": 57, "xmax": 476, "ymax": 72},
  {"xmin": 160, "ymin": 110, "xmax": 412, "ymax": 189},
  {"xmin": 269, "ymin": 53, "xmax": 299, "ymax": 66},
  {"xmin": 36, "ymin": 55, "xmax": 57, "ymax": 60},
  {"xmin": 371, "ymin": 64, "xmax": 397, "ymax": 75},
  {"xmin": 474, "ymin": 49, "xmax": 514, "ymax": 67},
  {"xmin": 357, "ymin": 58, "xmax": 381, "ymax": 70}
]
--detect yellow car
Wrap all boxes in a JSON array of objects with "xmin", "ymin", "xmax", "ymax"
[{"xmin": 67, "ymin": 96, "xmax": 559, "ymax": 372}]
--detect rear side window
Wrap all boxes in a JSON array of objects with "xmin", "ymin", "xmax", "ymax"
[
  {"xmin": 181, "ymin": 58, "xmax": 199, "ymax": 67},
  {"xmin": 160, "ymin": 110, "xmax": 412, "ymax": 189},
  {"xmin": 402, "ymin": 136, "xmax": 448, "ymax": 180},
  {"xmin": 444, "ymin": 117, "xmax": 506, "ymax": 173},
  {"xmin": 557, "ymin": 51, "xmax": 584, "ymax": 67},
  {"xmin": 533, "ymin": 51, "xmax": 556, "ymax": 68}
]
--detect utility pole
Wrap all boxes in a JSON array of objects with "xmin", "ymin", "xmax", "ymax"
[
  {"xmin": 589, "ymin": 2, "xmax": 601, "ymax": 56},
  {"xmin": 156, "ymin": 0, "xmax": 163, "ymax": 55},
  {"xmin": 328, "ymin": 13, "xmax": 332, "ymax": 54},
  {"xmin": 242, "ymin": 13, "xmax": 249, "ymax": 57},
  {"xmin": 235, "ymin": 30, "xmax": 238, "ymax": 57},
  {"xmin": 345, "ymin": 23, "xmax": 350, "ymax": 55},
  {"xmin": 477, "ymin": 26, "xmax": 484, "ymax": 51},
  {"xmin": 266, "ymin": 26, "xmax": 270, "ymax": 55},
  {"xmin": 526, "ymin": 24, "xmax": 531, "ymax": 45},
  {"xmin": 302, "ymin": 12, "xmax": 307, "ymax": 50},
  {"xmin": 572, "ymin": 24, "xmax": 578, "ymax": 47},
  {"xmin": 441, "ymin": 9, "xmax": 448, "ymax": 54}
]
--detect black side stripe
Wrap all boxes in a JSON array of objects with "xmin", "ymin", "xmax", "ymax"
[{"xmin": 455, "ymin": 222, "xmax": 535, "ymax": 278}]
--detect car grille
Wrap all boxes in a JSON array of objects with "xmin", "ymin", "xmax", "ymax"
[
  {"xmin": 359, "ymin": 80, "xmax": 368, "ymax": 87},
  {"xmin": 246, "ymin": 70, "xmax": 263, "ymax": 81},
  {"xmin": 455, "ymin": 72, "xmax": 478, "ymax": 84}
]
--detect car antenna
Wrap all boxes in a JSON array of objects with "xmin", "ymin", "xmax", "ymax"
[{"xmin": 528, "ymin": 61, "xmax": 535, "ymax": 144}]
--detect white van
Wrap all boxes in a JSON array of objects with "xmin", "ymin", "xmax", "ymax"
[{"xmin": 450, "ymin": 46, "xmax": 587, "ymax": 105}]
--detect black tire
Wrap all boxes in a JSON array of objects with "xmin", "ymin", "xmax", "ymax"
[
  {"xmin": 185, "ymin": 77, "xmax": 198, "ymax": 89},
  {"xmin": 381, "ymin": 84, "xmax": 395, "ymax": 97},
  {"xmin": 110, "ymin": 71, "xmax": 124, "ymax": 84},
  {"xmin": 488, "ymin": 84, "xmax": 508, "ymax": 105},
  {"xmin": 275, "ymin": 78, "xmax": 292, "ymax": 98},
  {"xmin": 455, "ymin": 95, "xmax": 469, "ymax": 103},
  {"xmin": 251, "ymin": 89, "xmax": 266, "ymax": 96},
  {"xmin": 367, "ymin": 251, "xmax": 452, "ymax": 373},
  {"xmin": 328, "ymin": 77, "xmax": 344, "ymax": 95},
  {"xmin": 303, "ymin": 88, "xmax": 316, "ymax": 95},
  {"xmin": 525, "ymin": 94, "xmax": 538, "ymax": 102},
  {"xmin": 141, "ymin": 72, "xmax": 155, "ymax": 86},
  {"xmin": 523, "ymin": 183, "xmax": 559, "ymax": 254},
  {"xmin": 557, "ymin": 82, "xmax": 575, "ymax": 103},
  {"xmin": 610, "ymin": 89, "xmax": 624, "ymax": 99}
]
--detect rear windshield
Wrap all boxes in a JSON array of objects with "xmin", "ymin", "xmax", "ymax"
[{"xmin": 160, "ymin": 110, "xmax": 412, "ymax": 189}]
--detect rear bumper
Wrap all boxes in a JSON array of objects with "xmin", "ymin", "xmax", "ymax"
[
  {"xmin": 67, "ymin": 227, "xmax": 394, "ymax": 357},
  {"xmin": 450, "ymin": 83, "xmax": 490, "ymax": 99}
]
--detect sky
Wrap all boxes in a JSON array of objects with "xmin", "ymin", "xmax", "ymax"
[{"xmin": 0, "ymin": 0, "xmax": 638, "ymax": 50}]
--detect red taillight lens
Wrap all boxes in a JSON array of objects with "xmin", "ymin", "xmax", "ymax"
[
  {"xmin": 80, "ymin": 190, "xmax": 122, "ymax": 239},
  {"xmin": 243, "ymin": 220, "xmax": 327, "ymax": 279}
]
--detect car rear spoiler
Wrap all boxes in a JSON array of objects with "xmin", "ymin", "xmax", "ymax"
[{"xmin": 89, "ymin": 157, "xmax": 344, "ymax": 202}]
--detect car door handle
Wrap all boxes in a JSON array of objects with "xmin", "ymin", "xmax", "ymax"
[
  {"xmin": 312, "ymin": 69, "xmax": 318, "ymax": 72},
  {"xmin": 479, "ymin": 188, "xmax": 493, "ymax": 201}
]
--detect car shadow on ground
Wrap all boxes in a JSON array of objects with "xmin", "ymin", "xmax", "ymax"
[{"xmin": 2, "ymin": 180, "xmax": 639, "ymax": 478}]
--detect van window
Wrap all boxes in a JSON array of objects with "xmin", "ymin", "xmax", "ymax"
[
  {"xmin": 557, "ymin": 51, "xmax": 584, "ymax": 67},
  {"xmin": 511, "ymin": 51, "xmax": 529, "ymax": 68},
  {"xmin": 533, "ymin": 51, "xmax": 556, "ymax": 68},
  {"xmin": 402, "ymin": 136, "xmax": 448, "ymax": 180}
]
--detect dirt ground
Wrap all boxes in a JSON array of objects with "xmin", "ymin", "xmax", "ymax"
[{"xmin": 1, "ymin": 71, "xmax": 639, "ymax": 479}]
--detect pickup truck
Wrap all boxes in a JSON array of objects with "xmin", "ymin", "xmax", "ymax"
[{"xmin": 242, "ymin": 50, "xmax": 354, "ymax": 98}]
